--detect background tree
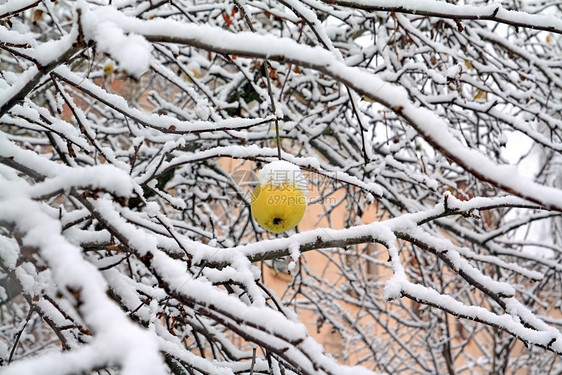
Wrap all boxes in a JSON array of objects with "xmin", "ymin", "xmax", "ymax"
[{"xmin": 0, "ymin": 0, "xmax": 561, "ymax": 374}]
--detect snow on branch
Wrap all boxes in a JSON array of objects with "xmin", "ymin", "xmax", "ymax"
[
  {"xmin": 73, "ymin": 6, "xmax": 562, "ymax": 211},
  {"xmin": 0, "ymin": 1, "xmax": 560, "ymax": 374},
  {"xmin": 322, "ymin": 0, "xmax": 562, "ymax": 35},
  {"xmin": 0, "ymin": 0, "xmax": 41, "ymax": 19},
  {"xmin": 0, "ymin": 170, "xmax": 164, "ymax": 374}
]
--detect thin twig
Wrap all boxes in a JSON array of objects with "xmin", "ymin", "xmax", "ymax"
[
  {"xmin": 233, "ymin": 0, "xmax": 283, "ymax": 160},
  {"xmin": 250, "ymin": 347, "xmax": 257, "ymax": 375},
  {"xmin": 8, "ymin": 307, "xmax": 34, "ymax": 364}
]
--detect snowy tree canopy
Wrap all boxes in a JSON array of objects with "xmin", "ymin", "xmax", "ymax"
[{"xmin": 0, "ymin": 0, "xmax": 561, "ymax": 374}]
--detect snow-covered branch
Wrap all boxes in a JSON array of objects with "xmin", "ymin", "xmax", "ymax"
[
  {"xmin": 322, "ymin": 0, "xmax": 562, "ymax": 34},
  {"xmin": 0, "ymin": 0, "xmax": 560, "ymax": 374}
]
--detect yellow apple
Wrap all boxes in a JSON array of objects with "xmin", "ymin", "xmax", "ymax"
[
  {"xmin": 251, "ymin": 183, "xmax": 306, "ymax": 233},
  {"xmin": 250, "ymin": 161, "xmax": 307, "ymax": 233}
]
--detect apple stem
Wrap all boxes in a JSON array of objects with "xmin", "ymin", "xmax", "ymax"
[
  {"xmin": 232, "ymin": 0, "xmax": 282, "ymax": 160},
  {"xmin": 264, "ymin": 60, "xmax": 282, "ymax": 160}
]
